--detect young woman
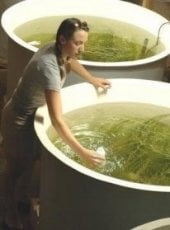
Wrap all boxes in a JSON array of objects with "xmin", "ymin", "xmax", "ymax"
[{"xmin": 1, "ymin": 18, "xmax": 111, "ymax": 229}]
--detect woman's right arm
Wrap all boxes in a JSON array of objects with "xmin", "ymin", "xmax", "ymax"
[{"xmin": 45, "ymin": 89, "xmax": 105, "ymax": 167}]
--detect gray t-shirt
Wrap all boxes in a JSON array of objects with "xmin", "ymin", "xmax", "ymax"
[{"xmin": 11, "ymin": 42, "xmax": 66, "ymax": 117}]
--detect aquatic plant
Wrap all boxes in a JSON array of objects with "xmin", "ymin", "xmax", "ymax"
[
  {"xmin": 81, "ymin": 32, "xmax": 153, "ymax": 62},
  {"xmin": 54, "ymin": 104, "xmax": 170, "ymax": 186}
]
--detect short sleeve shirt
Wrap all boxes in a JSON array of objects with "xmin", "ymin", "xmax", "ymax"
[{"xmin": 11, "ymin": 42, "xmax": 66, "ymax": 115}]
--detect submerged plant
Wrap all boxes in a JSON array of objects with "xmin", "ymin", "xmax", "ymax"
[
  {"xmin": 81, "ymin": 32, "xmax": 154, "ymax": 62},
  {"xmin": 53, "ymin": 104, "xmax": 170, "ymax": 186},
  {"xmin": 14, "ymin": 16, "xmax": 160, "ymax": 62},
  {"xmin": 103, "ymin": 114, "xmax": 170, "ymax": 185}
]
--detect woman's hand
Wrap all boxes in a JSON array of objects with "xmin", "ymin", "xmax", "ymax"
[
  {"xmin": 90, "ymin": 77, "xmax": 111, "ymax": 89},
  {"xmin": 80, "ymin": 148, "xmax": 106, "ymax": 168},
  {"xmin": 70, "ymin": 59, "xmax": 111, "ymax": 89}
]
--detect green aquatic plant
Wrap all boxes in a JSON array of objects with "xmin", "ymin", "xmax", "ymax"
[
  {"xmin": 81, "ymin": 32, "xmax": 153, "ymax": 62},
  {"xmin": 53, "ymin": 104, "xmax": 170, "ymax": 186},
  {"xmin": 14, "ymin": 16, "xmax": 162, "ymax": 62},
  {"xmin": 99, "ymin": 114, "xmax": 170, "ymax": 185}
]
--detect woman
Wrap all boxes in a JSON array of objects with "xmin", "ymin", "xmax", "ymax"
[{"xmin": 1, "ymin": 18, "xmax": 111, "ymax": 229}]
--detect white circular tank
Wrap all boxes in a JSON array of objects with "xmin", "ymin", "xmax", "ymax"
[
  {"xmin": 35, "ymin": 79, "xmax": 170, "ymax": 230},
  {"xmin": 1, "ymin": 0, "xmax": 170, "ymax": 97}
]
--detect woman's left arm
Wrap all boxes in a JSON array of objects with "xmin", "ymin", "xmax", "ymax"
[{"xmin": 70, "ymin": 59, "xmax": 111, "ymax": 89}]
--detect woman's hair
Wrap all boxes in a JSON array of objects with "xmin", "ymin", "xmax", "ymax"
[
  {"xmin": 55, "ymin": 18, "xmax": 89, "ymax": 75},
  {"xmin": 56, "ymin": 17, "xmax": 89, "ymax": 44}
]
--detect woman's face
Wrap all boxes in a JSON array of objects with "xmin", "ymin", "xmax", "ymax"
[{"xmin": 61, "ymin": 30, "xmax": 88, "ymax": 59}]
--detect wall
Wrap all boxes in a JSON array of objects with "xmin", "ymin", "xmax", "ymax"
[{"xmin": 0, "ymin": 0, "xmax": 24, "ymax": 62}]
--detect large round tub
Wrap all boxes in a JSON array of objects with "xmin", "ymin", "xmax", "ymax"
[
  {"xmin": 35, "ymin": 79, "xmax": 170, "ymax": 230},
  {"xmin": 1, "ymin": 0, "xmax": 170, "ymax": 98}
]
